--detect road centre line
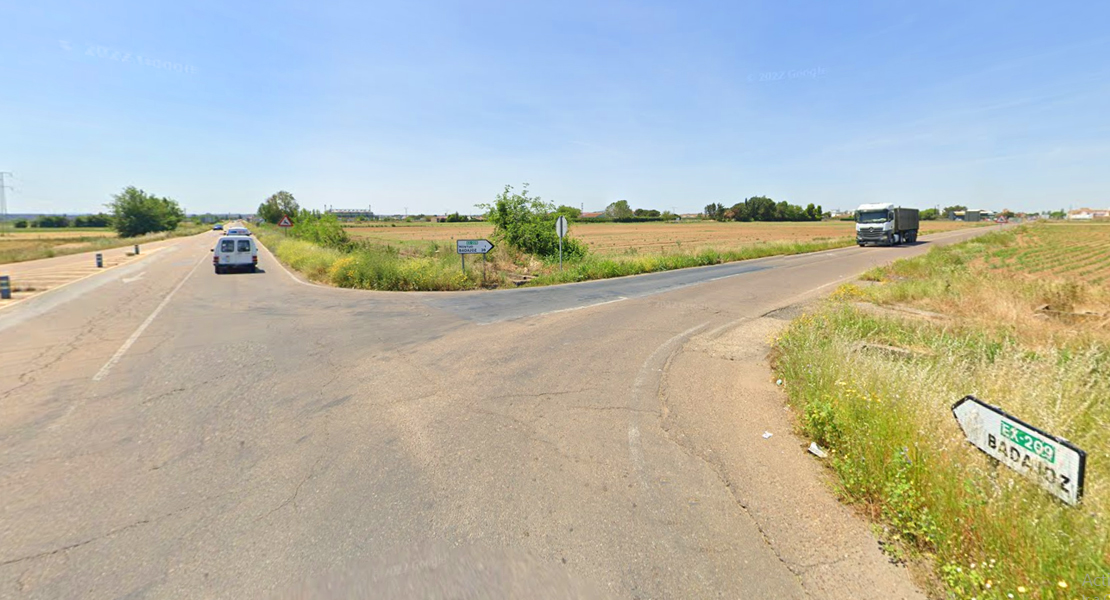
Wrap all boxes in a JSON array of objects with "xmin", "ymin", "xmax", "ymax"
[
  {"xmin": 529, "ymin": 296, "xmax": 628, "ymax": 319},
  {"xmin": 92, "ymin": 251, "xmax": 208, "ymax": 382}
]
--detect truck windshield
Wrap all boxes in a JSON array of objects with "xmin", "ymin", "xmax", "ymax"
[{"xmin": 857, "ymin": 211, "xmax": 890, "ymax": 224}]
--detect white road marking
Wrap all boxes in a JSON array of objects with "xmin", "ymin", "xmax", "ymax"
[
  {"xmin": 92, "ymin": 252, "xmax": 207, "ymax": 382},
  {"xmin": 627, "ymin": 425, "xmax": 645, "ymax": 484},
  {"xmin": 121, "ymin": 272, "xmax": 146, "ymax": 284},
  {"xmin": 627, "ymin": 321, "xmax": 710, "ymax": 488},
  {"xmin": 533, "ymin": 296, "xmax": 628, "ymax": 318},
  {"xmin": 0, "ymin": 246, "xmax": 173, "ymax": 314}
]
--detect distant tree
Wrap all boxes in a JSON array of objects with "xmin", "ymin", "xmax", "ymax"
[
  {"xmin": 1000, "ymin": 209, "xmax": 1015, "ymax": 219},
  {"xmin": 605, "ymin": 200, "xmax": 634, "ymax": 220},
  {"xmin": 704, "ymin": 203, "xmax": 726, "ymax": 221},
  {"xmin": 920, "ymin": 208, "xmax": 940, "ymax": 221},
  {"xmin": 745, "ymin": 196, "xmax": 776, "ymax": 221},
  {"xmin": 633, "ymin": 208, "xmax": 661, "ymax": 218},
  {"xmin": 660, "ymin": 211, "xmax": 677, "ymax": 221},
  {"xmin": 257, "ymin": 191, "xmax": 300, "ymax": 224},
  {"xmin": 554, "ymin": 205, "xmax": 582, "ymax": 220},
  {"xmin": 728, "ymin": 202, "xmax": 749, "ymax": 221},
  {"xmin": 446, "ymin": 212, "xmax": 470, "ymax": 222},
  {"xmin": 805, "ymin": 203, "xmax": 817, "ymax": 220},
  {"xmin": 107, "ymin": 186, "xmax": 184, "ymax": 237},
  {"xmin": 34, "ymin": 215, "xmax": 71, "ymax": 228},
  {"xmin": 73, "ymin": 213, "xmax": 112, "ymax": 227},
  {"xmin": 1049, "ymin": 210, "xmax": 1067, "ymax": 219},
  {"xmin": 13, "ymin": 219, "xmax": 29, "ymax": 228}
]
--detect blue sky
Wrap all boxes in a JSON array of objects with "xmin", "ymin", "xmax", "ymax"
[{"xmin": 2, "ymin": 0, "xmax": 1108, "ymax": 215}]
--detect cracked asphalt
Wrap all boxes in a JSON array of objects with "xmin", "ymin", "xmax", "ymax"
[{"xmin": 0, "ymin": 226, "xmax": 997, "ymax": 598}]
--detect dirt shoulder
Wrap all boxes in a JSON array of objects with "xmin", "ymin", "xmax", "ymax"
[{"xmin": 659, "ymin": 311, "xmax": 925, "ymax": 600}]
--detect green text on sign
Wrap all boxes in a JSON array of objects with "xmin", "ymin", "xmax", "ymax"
[{"xmin": 1001, "ymin": 421, "xmax": 1055, "ymax": 463}]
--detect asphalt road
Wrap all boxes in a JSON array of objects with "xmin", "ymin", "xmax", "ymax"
[{"xmin": 0, "ymin": 227, "xmax": 997, "ymax": 598}]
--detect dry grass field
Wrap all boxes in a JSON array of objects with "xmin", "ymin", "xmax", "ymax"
[
  {"xmin": 0, "ymin": 226, "xmax": 203, "ymax": 264},
  {"xmin": 345, "ymin": 220, "xmax": 981, "ymax": 255}
]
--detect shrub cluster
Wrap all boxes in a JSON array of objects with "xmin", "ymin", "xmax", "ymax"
[{"xmin": 479, "ymin": 184, "xmax": 588, "ymax": 259}]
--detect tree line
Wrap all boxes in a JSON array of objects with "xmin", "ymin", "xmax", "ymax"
[
  {"xmin": 13, "ymin": 214, "xmax": 113, "ymax": 228},
  {"xmin": 11, "ymin": 187, "xmax": 187, "ymax": 237},
  {"xmin": 704, "ymin": 197, "xmax": 822, "ymax": 222}
]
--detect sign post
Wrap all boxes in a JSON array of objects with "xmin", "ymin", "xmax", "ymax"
[
  {"xmin": 953, "ymin": 396, "xmax": 1086, "ymax": 505},
  {"xmin": 95, "ymin": 253, "xmax": 103, "ymax": 268},
  {"xmin": 0, "ymin": 275, "xmax": 11, "ymax": 300},
  {"xmin": 456, "ymin": 239, "xmax": 494, "ymax": 275},
  {"xmin": 555, "ymin": 216, "xmax": 568, "ymax": 270},
  {"xmin": 278, "ymin": 215, "xmax": 293, "ymax": 235}
]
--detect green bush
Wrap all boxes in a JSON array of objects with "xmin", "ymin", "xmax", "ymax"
[
  {"xmin": 107, "ymin": 186, "xmax": 184, "ymax": 237},
  {"xmin": 479, "ymin": 184, "xmax": 588, "ymax": 259},
  {"xmin": 289, "ymin": 211, "xmax": 350, "ymax": 249}
]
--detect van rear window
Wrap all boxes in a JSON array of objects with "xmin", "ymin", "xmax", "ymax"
[
  {"xmin": 219, "ymin": 240, "xmax": 235, "ymax": 252},
  {"xmin": 237, "ymin": 240, "xmax": 251, "ymax": 252}
]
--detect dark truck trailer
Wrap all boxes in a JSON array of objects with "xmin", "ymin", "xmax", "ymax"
[{"xmin": 856, "ymin": 204, "xmax": 920, "ymax": 246}]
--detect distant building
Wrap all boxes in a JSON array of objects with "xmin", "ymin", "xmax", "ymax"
[
  {"xmin": 1068, "ymin": 208, "xmax": 1110, "ymax": 220},
  {"xmin": 326, "ymin": 208, "xmax": 376, "ymax": 220},
  {"xmin": 580, "ymin": 211, "xmax": 605, "ymax": 219}
]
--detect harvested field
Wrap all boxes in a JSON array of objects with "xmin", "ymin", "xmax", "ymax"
[
  {"xmin": 345, "ymin": 220, "xmax": 981, "ymax": 256},
  {"xmin": 984, "ymin": 221, "xmax": 1110, "ymax": 284},
  {"xmin": 0, "ymin": 228, "xmax": 116, "ymax": 239},
  {"xmin": 0, "ymin": 226, "xmax": 204, "ymax": 264}
]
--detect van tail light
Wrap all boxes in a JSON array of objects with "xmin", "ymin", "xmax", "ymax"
[
  {"xmin": 213, "ymin": 255, "xmax": 218, "ymax": 265},
  {"xmin": 252, "ymin": 256, "xmax": 258, "ymax": 264}
]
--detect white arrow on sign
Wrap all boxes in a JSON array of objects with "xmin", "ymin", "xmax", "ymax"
[
  {"xmin": 457, "ymin": 239, "xmax": 494, "ymax": 254},
  {"xmin": 556, "ymin": 215, "xmax": 569, "ymax": 239},
  {"xmin": 953, "ymin": 396, "xmax": 1086, "ymax": 505}
]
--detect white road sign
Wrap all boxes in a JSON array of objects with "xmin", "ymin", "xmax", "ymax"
[
  {"xmin": 457, "ymin": 239, "xmax": 494, "ymax": 254},
  {"xmin": 556, "ymin": 216, "xmax": 569, "ymax": 239},
  {"xmin": 952, "ymin": 396, "xmax": 1086, "ymax": 505}
]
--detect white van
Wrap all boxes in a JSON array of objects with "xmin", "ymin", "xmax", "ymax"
[
  {"xmin": 224, "ymin": 226, "xmax": 251, "ymax": 236},
  {"xmin": 213, "ymin": 235, "xmax": 258, "ymax": 273}
]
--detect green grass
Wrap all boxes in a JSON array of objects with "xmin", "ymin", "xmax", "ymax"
[
  {"xmin": 0, "ymin": 224, "xmax": 209, "ymax": 265},
  {"xmin": 775, "ymin": 223, "xmax": 1110, "ymax": 599},
  {"xmin": 525, "ymin": 238, "xmax": 855, "ymax": 285},
  {"xmin": 261, "ymin": 225, "xmax": 858, "ymax": 291},
  {"xmin": 256, "ymin": 227, "xmax": 484, "ymax": 291}
]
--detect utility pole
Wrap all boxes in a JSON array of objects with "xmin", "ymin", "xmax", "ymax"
[{"xmin": 0, "ymin": 172, "xmax": 12, "ymax": 237}]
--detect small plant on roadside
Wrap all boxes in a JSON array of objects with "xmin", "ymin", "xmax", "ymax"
[{"xmin": 478, "ymin": 184, "xmax": 588, "ymax": 259}]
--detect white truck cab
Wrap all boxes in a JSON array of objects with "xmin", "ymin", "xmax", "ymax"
[
  {"xmin": 856, "ymin": 203, "xmax": 920, "ymax": 246},
  {"xmin": 213, "ymin": 235, "xmax": 258, "ymax": 273}
]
